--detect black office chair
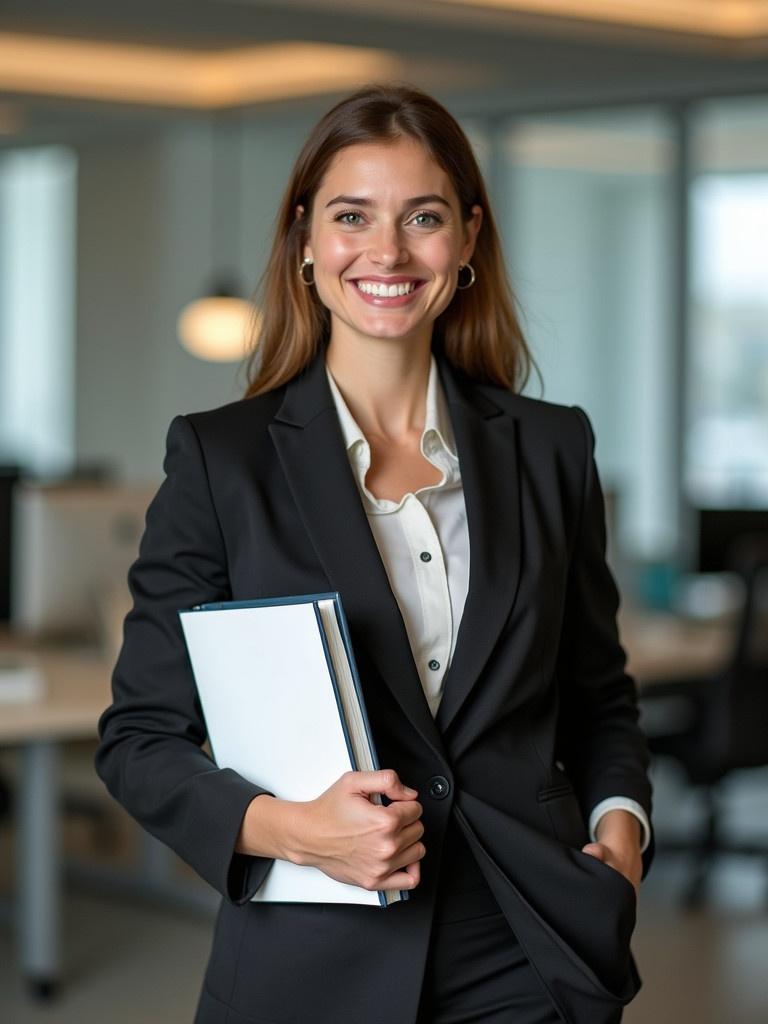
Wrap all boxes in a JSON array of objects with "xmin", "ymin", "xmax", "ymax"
[{"xmin": 639, "ymin": 535, "xmax": 768, "ymax": 907}]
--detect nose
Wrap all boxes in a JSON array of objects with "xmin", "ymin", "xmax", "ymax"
[{"xmin": 368, "ymin": 220, "xmax": 408, "ymax": 268}]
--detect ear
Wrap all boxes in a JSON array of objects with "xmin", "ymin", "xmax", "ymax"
[
  {"xmin": 461, "ymin": 204, "xmax": 483, "ymax": 265},
  {"xmin": 295, "ymin": 204, "xmax": 313, "ymax": 261}
]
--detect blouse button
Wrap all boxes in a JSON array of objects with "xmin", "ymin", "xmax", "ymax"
[
  {"xmin": 428, "ymin": 659, "xmax": 440, "ymax": 671},
  {"xmin": 419, "ymin": 551, "xmax": 432, "ymax": 562}
]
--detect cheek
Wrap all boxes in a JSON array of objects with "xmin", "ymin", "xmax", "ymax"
[
  {"xmin": 422, "ymin": 235, "xmax": 461, "ymax": 275},
  {"xmin": 316, "ymin": 234, "xmax": 359, "ymax": 271}
]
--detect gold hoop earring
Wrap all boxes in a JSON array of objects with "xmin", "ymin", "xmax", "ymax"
[
  {"xmin": 457, "ymin": 262, "xmax": 476, "ymax": 290},
  {"xmin": 298, "ymin": 257, "xmax": 315, "ymax": 286}
]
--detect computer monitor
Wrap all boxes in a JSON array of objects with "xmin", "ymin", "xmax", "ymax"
[
  {"xmin": 0, "ymin": 466, "xmax": 22, "ymax": 621},
  {"xmin": 10, "ymin": 481, "xmax": 157, "ymax": 641}
]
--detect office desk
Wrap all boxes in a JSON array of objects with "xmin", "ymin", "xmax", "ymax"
[
  {"xmin": 0, "ymin": 611, "xmax": 734, "ymax": 998},
  {"xmin": 619, "ymin": 607, "xmax": 733, "ymax": 686},
  {"xmin": 0, "ymin": 637, "xmax": 111, "ymax": 997}
]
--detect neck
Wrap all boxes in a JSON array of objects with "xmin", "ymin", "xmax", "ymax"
[{"xmin": 325, "ymin": 333, "xmax": 433, "ymax": 443}]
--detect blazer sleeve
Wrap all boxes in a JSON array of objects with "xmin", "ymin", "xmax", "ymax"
[
  {"xmin": 555, "ymin": 406, "xmax": 655, "ymax": 879},
  {"xmin": 94, "ymin": 413, "xmax": 277, "ymax": 905}
]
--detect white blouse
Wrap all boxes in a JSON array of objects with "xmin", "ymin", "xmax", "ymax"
[{"xmin": 326, "ymin": 354, "xmax": 467, "ymax": 719}]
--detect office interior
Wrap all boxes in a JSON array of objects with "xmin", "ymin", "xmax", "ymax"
[{"xmin": 0, "ymin": 2, "xmax": 767, "ymax": 1021}]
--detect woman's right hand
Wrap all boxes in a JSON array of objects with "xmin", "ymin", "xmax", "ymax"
[{"xmin": 293, "ymin": 769, "xmax": 425, "ymax": 892}]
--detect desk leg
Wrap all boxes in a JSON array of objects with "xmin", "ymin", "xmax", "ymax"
[{"xmin": 17, "ymin": 740, "xmax": 60, "ymax": 999}]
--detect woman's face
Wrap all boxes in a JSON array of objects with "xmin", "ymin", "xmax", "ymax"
[{"xmin": 296, "ymin": 136, "xmax": 482, "ymax": 352}]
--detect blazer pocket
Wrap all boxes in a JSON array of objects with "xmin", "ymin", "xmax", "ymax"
[
  {"xmin": 536, "ymin": 783, "xmax": 575, "ymax": 802},
  {"xmin": 538, "ymin": 786, "xmax": 590, "ymax": 849}
]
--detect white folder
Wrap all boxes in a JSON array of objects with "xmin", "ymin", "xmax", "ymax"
[{"xmin": 178, "ymin": 592, "xmax": 408, "ymax": 907}]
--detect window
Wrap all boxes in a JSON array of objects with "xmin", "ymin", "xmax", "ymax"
[
  {"xmin": 0, "ymin": 145, "xmax": 77, "ymax": 475},
  {"xmin": 688, "ymin": 98, "xmax": 768, "ymax": 506}
]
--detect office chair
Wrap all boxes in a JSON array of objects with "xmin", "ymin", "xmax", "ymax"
[
  {"xmin": 639, "ymin": 535, "xmax": 768, "ymax": 907},
  {"xmin": 0, "ymin": 775, "xmax": 11, "ymax": 821}
]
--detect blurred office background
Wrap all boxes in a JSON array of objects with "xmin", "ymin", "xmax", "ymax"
[{"xmin": 0, "ymin": 2, "xmax": 767, "ymax": 1022}]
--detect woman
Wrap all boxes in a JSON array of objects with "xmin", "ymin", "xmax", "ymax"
[{"xmin": 95, "ymin": 83, "xmax": 654, "ymax": 1024}]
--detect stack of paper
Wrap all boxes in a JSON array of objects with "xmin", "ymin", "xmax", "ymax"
[{"xmin": 0, "ymin": 659, "xmax": 45, "ymax": 703}]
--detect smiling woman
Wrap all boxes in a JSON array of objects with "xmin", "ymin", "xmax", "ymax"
[{"xmin": 95, "ymin": 82, "xmax": 654, "ymax": 1024}]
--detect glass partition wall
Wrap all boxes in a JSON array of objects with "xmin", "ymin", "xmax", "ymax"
[{"xmin": 496, "ymin": 108, "xmax": 676, "ymax": 597}]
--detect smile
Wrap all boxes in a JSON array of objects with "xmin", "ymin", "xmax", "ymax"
[
  {"xmin": 355, "ymin": 280, "xmax": 419, "ymax": 297},
  {"xmin": 348, "ymin": 278, "xmax": 427, "ymax": 308}
]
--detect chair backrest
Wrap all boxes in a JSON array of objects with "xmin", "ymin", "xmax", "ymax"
[{"xmin": 712, "ymin": 536, "xmax": 768, "ymax": 770}]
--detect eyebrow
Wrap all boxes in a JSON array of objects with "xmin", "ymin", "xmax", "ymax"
[{"xmin": 324, "ymin": 193, "xmax": 452, "ymax": 209}]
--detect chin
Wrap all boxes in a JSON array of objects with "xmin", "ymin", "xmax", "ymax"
[{"xmin": 351, "ymin": 318, "xmax": 422, "ymax": 339}]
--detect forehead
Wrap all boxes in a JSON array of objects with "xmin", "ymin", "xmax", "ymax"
[{"xmin": 316, "ymin": 137, "xmax": 455, "ymax": 200}]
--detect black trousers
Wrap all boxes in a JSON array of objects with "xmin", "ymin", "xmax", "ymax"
[{"xmin": 415, "ymin": 816, "xmax": 564, "ymax": 1024}]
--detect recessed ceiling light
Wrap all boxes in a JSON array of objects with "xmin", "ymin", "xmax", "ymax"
[{"xmin": 0, "ymin": 34, "xmax": 403, "ymax": 108}]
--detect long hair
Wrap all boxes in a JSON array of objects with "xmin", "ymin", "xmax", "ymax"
[{"xmin": 243, "ymin": 82, "xmax": 537, "ymax": 397}]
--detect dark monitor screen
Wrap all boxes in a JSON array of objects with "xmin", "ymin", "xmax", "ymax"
[
  {"xmin": 0, "ymin": 466, "xmax": 21, "ymax": 621},
  {"xmin": 697, "ymin": 508, "xmax": 768, "ymax": 573}
]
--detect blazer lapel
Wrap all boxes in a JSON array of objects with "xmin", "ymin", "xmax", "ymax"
[
  {"xmin": 433, "ymin": 352, "xmax": 523, "ymax": 735},
  {"xmin": 268, "ymin": 349, "xmax": 448, "ymax": 764}
]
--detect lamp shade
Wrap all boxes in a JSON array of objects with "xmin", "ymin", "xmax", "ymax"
[{"xmin": 177, "ymin": 290, "xmax": 260, "ymax": 363}]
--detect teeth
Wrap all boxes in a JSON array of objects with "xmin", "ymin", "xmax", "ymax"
[{"xmin": 355, "ymin": 280, "xmax": 417, "ymax": 297}]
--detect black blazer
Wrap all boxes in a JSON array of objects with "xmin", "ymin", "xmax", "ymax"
[{"xmin": 95, "ymin": 343, "xmax": 654, "ymax": 1024}]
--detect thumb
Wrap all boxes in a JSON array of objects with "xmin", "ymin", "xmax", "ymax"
[
  {"xmin": 581, "ymin": 842, "xmax": 606, "ymax": 860},
  {"xmin": 353, "ymin": 770, "xmax": 418, "ymax": 801}
]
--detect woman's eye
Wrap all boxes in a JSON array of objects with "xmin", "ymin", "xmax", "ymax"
[
  {"xmin": 335, "ymin": 211, "xmax": 364, "ymax": 226},
  {"xmin": 411, "ymin": 211, "xmax": 442, "ymax": 227}
]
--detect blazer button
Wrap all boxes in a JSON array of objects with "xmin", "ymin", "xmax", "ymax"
[{"xmin": 428, "ymin": 775, "xmax": 451, "ymax": 800}]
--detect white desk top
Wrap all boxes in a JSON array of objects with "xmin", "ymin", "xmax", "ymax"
[
  {"xmin": 0, "ymin": 633, "xmax": 112, "ymax": 744},
  {"xmin": 619, "ymin": 606, "xmax": 732, "ymax": 684}
]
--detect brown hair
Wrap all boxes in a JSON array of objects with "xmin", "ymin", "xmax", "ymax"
[{"xmin": 242, "ymin": 82, "xmax": 537, "ymax": 397}]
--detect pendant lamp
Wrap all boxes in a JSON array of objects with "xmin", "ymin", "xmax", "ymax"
[{"xmin": 177, "ymin": 109, "xmax": 258, "ymax": 362}]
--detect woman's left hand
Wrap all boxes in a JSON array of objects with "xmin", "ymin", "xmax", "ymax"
[{"xmin": 581, "ymin": 809, "xmax": 643, "ymax": 899}]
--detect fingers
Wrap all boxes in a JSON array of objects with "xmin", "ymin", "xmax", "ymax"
[
  {"xmin": 328, "ymin": 770, "xmax": 426, "ymax": 892},
  {"xmin": 380, "ymin": 859, "xmax": 421, "ymax": 892},
  {"xmin": 582, "ymin": 842, "xmax": 641, "ymax": 895},
  {"xmin": 366, "ymin": 834, "xmax": 426, "ymax": 893},
  {"xmin": 389, "ymin": 800, "xmax": 424, "ymax": 832},
  {"xmin": 396, "ymin": 819, "xmax": 426, "ymax": 850},
  {"xmin": 581, "ymin": 842, "xmax": 606, "ymax": 860},
  {"xmin": 398, "ymin": 837, "xmax": 427, "ymax": 869},
  {"xmin": 349, "ymin": 769, "xmax": 418, "ymax": 803}
]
